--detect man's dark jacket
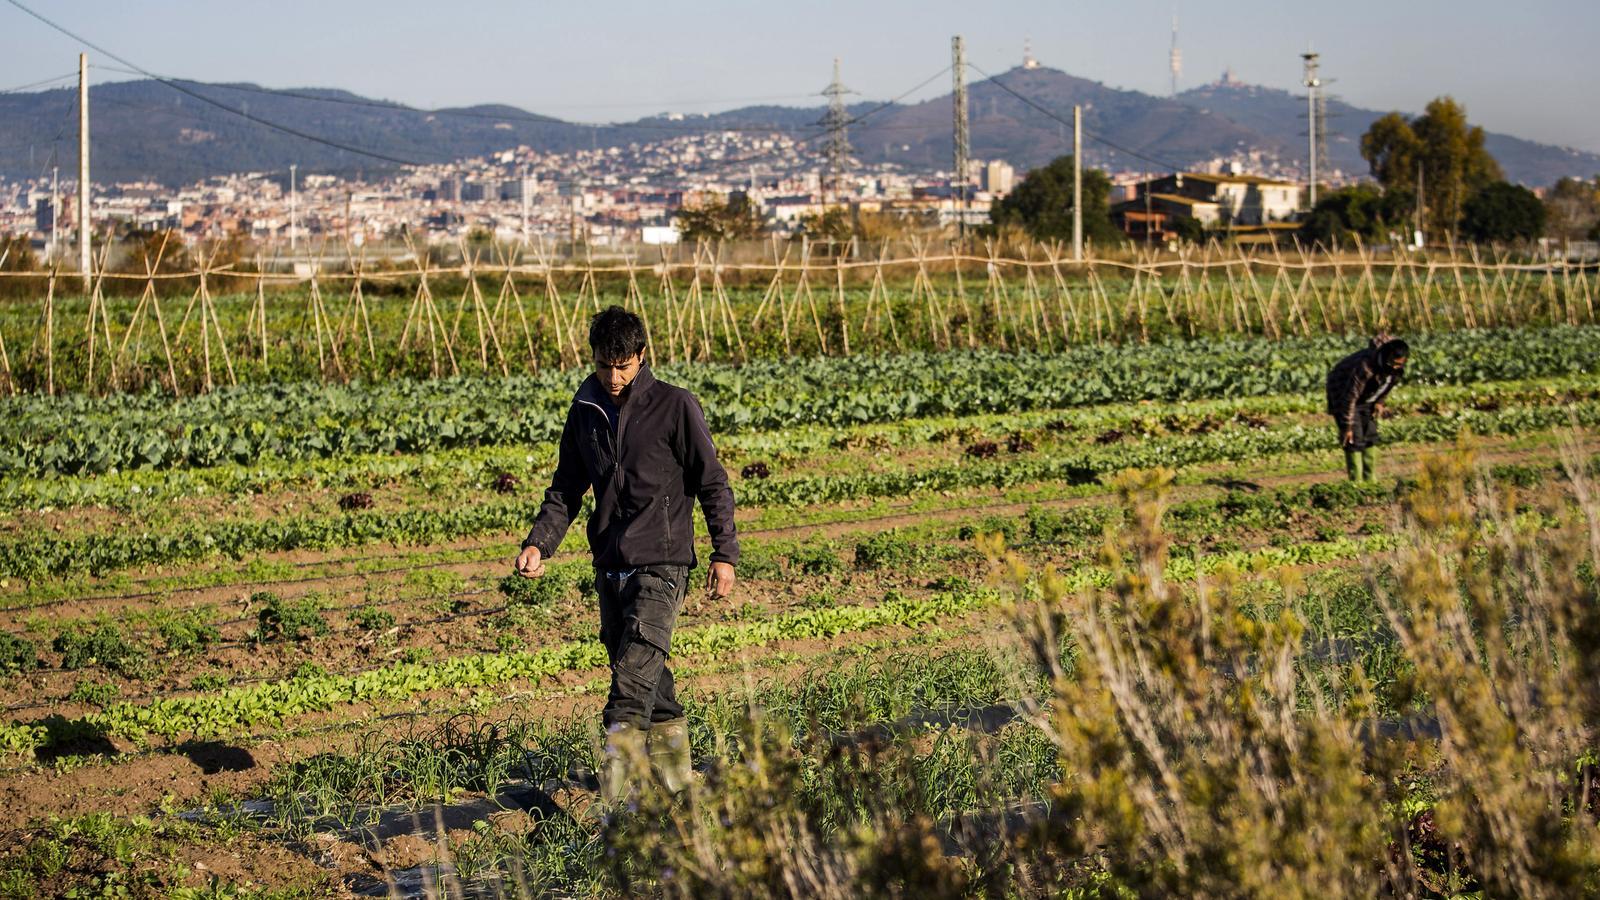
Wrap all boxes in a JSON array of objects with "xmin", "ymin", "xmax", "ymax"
[
  {"xmin": 521, "ymin": 364, "xmax": 739, "ymax": 570},
  {"xmin": 1325, "ymin": 341, "xmax": 1402, "ymax": 430}
]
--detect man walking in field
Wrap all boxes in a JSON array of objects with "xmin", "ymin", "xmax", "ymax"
[
  {"xmin": 1325, "ymin": 335, "xmax": 1409, "ymax": 482},
  {"xmin": 514, "ymin": 306, "xmax": 738, "ymax": 804}
]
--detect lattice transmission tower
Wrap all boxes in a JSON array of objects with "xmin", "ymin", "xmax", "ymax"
[{"xmin": 819, "ymin": 58, "xmax": 855, "ymax": 206}]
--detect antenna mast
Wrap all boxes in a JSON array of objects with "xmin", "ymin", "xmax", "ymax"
[
  {"xmin": 1169, "ymin": 16, "xmax": 1182, "ymax": 96},
  {"xmin": 952, "ymin": 36, "xmax": 969, "ymax": 241}
]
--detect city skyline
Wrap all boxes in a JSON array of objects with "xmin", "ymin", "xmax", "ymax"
[{"xmin": 2, "ymin": 0, "xmax": 1597, "ymax": 156}]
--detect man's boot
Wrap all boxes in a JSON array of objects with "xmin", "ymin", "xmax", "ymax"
[
  {"xmin": 1361, "ymin": 447, "xmax": 1377, "ymax": 482},
  {"xmin": 1344, "ymin": 448, "xmax": 1363, "ymax": 482},
  {"xmin": 596, "ymin": 722, "xmax": 646, "ymax": 807},
  {"xmin": 648, "ymin": 717, "xmax": 693, "ymax": 794}
]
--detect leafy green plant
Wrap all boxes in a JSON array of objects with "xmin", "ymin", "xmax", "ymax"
[
  {"xmin": 156, "ymin": 612, "xmax": 221, "ymax": 655},
  {"xmin": 0, "ymin": 631, "xmax": 37, "ymax": 675},
  {"xmin": 52, "ymin": 625, "xmax": 143, "ymax": 675},
  {"xmin": 252, "ymin": 592, "xmax": 329, "ymax": 642},
  {"xmin": 189, "ymin": 673, "xmax": 226, "ymax": 692},
  {"xmin": 788, "ymin": 544, "xmax": 842, "ymax": 576},
  {"xmin": 351, "ymin": 605, "xmax": 395, "ymax": 631},
  {"xmin": 66, "ymin": 681, "xmax": 119, "ymax": 708}
]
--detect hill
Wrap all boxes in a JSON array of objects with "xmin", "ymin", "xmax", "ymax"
[{"xmin": 1, "ymin": 69, "xmax": 1594, "ymax": 187}]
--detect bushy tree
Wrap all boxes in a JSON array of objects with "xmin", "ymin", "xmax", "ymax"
[
  {"xmin": 675, "ymin": 194, "xmax": 768, "ymax": 242},
  {"xmin": 0, "ymin": 234, "xmax": 38, "ymax": 272},
  {"xmin": 113, "ymin": 229, "xmax": 191, "ymax": 276},
  {"xmin": 797, "ymin": 206, "xmax": 853, "ymax": 244},
  {"xmin": 1543, "ymin": 176, "xmax": 1600, "ymax": 241},
  {"xmin": 1460, "ymin": 181, "xmax": 1546, "ymax": 244},
  {"xmin": 1299, "ymin": 184, "xmax": 1414, "ymax": 247},
  {"xmin": 1170, "ymin": 215, "xmax": 1207, "ymax": 245},
  {"xmin": 988, "ymin": 155, "xmax": 1120, "ymax": 245},
  {"xmin": 1360, "ymin": 97, "xmax": 1502, "ymax": 240}
]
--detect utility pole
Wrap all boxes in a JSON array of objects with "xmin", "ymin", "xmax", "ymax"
[
  {"xmin": 521, "ymin": 166, "xmax": 531, "ymax": 246},
  {"xmin": 1415, "ymin": 162, "xmax": 1425, "ymax": 247},
  {"xmin": 1144, "ymin": 170, "xmax": 1153, "ymax": 247},
  {"xmin": 820, "ymin": 58, "xmax": 854, "ymax": 209},
  {"xmin": 1072, "ymin": 104, "xmax": 1083, "ymax": 262},
  {"xmin": 1301, "ymin": 50, "xmax": 1321, "ymax": 209},
  {"xmin": 78, "ymin": 52, "xmax": 90, "ymax": 293},
  {"xmin": 952, "ymin": 36, "xmax": 969, "ymax": 242},
  {"xmin": 49, "ymin": 165, "xmax": 59, "ymax": 263},
  {"xmin": 289, "ymin": 163, "xmax": 298, "ymax": 253}
]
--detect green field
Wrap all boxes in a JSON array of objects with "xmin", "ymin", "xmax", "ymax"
[{"xmin": 0, "ymin": 313, "xmax": 1598, "ymax": 897}]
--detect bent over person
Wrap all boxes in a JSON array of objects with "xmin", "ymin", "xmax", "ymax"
[
  {"xmin": 1325, "ymin": 335, "xmax": 1409, "ymax": 482},
  {"xmin": 514, "ymin": 306, "xmax": 738, "ymax": 804}
]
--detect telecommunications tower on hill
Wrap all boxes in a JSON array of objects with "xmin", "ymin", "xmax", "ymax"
[
  {"xmin": 1169, "ymin": 15, "xmax": 1182, "ymax": 96},
  {"xmin": 819, "ymin": 58, "xmax": 855, "ymax": 206}
]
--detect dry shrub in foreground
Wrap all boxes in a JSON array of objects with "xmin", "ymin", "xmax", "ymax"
[
  {"xmin": 598, "ymin": 448, "xmax": 1600, "ymax": 898},
  {"xmin": 1016, "ymin": 451, "xmax": 1600, "ymax": 898},
  {"xmin": 1012, "ymin": 466, "xmax": 1396, "ymax": 897}
]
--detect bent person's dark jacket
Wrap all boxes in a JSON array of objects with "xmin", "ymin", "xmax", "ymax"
[
  {"xmin": 1325, "ymin": 343, "xmax": 1401, "ymax": 430},
  {"xmin": 521, "ymin": 364, "xmax": 739, "ymax": 570}
]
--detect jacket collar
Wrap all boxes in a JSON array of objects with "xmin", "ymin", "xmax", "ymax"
[{"xmin": 576, "ymin": 362, "xmax": 658, "ymax": 408}]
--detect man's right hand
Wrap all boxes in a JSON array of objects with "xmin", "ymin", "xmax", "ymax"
[
  {"xmin": 514, "ymin": 546, "xmax": 545, "ymax": 578},
  {"xmin": 1342, "ymin": 429, "xmax": 1354, "ymax": 447}
]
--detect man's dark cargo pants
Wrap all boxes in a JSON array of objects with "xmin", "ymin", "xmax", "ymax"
[{"xmin": 597, "ymin": 565, "xmax": 688, "ymax": 729}]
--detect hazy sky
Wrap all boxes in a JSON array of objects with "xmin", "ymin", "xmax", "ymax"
[{"xmin": 4, "ymin": 0, "xmax": 1597, "ymax": 152}]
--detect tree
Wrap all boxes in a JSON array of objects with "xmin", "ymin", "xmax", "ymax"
[
  {"xmin": 796, "ymin": 207, "xmax": 854, "ymax": 244},
  {"xmin": 1360, "ymin": 97, "xmax": 1501, "ymax": 240},
  {"xmin": 674, "ymin": 194, "xmax": 767, "ymax": 242},
  {"xmin": 988, "ymin": 155, "xmax": 1120, "ymax": 246},
  {"xmin": 1299, "ymin": 184, "xmax": 1413, "ymax": 247},
  {"xmin": 1170, "ymin": 216, "xmax": 1207, "ymax": 245},
  {"xmin": 0, "ymin": 234, "xmax": 38, "ymax": 273},
  {"xmin": 1460, "ymin": 181, "xmax": 1546, "ymax": 244},
  {"xmin": 1543, "ymin": 176, "xmax": 1600, "ymax": 241}
]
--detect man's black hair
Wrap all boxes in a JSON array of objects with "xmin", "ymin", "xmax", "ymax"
[{"xmin": 589, "ymin": 306, "xmax": 647, "ymax": 363}]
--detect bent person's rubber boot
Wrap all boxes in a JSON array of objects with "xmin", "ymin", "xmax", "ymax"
[
  {"xmin": 1344, "ymin": 448, "xmax": 1363, "ymax": 482},
  {"xmin": 648, "ymin": 717, "xmax": 693, "ymax": 794},
  {"xmin": 1361, "ymin": 447, "xmax": 1377, "ymax": 482},
  {"xmin": 597, "ymin": 722, "xmax": 645, "ymax": 807}
]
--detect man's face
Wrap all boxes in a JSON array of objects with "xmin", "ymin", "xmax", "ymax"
[
  {"xmin": 594, "ymin": 352, "xmax": 643, "ymax": 398},
  {"xmin": 1390, "ymin": 355, "xmax": 1408, "ymax": 373}
]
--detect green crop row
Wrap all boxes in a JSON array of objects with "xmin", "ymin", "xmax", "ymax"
[
  {"xmin": 0, "ymin": 532, "xmax": 1399, "ymax": 754},
  {"xmin": 12, "ymin": 372, "xmax": 1592, "ymax": 516},
  {"xmin": 5, "ymin": 396, "xmax": 1593, "ymax": 582},
  {"xmin": 738, "ymin": 400, "xmax": 1600, "ymax": 508},
  {"xmin": 4, "ymin": 325, "xmax": 1597, "ymax": 477}
]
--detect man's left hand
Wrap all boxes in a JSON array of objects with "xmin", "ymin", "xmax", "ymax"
[
  {"xmin": 705, "ymin": 562, "xmax": 736, "ymax": 601},
  {"xmin": 1375, "ymin": 402, "xmax": 1387, "ymax": 419}
]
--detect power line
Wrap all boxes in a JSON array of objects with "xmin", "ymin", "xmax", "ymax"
[
  {"xmin": 965, "ymin": 60, "xmax": 1188, "ymax": 173},
  {"xmin": 0, "ymin": 70, "xmax": 76, "ymax": 94},
  {"xmin": 3, "ymin": 0, "xmax": 426, "ymax": 166}
]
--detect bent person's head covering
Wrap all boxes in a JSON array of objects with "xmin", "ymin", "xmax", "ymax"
[{"xmin": 1377, "ymin": 338, "xmax": 1409, "ymax": 370}]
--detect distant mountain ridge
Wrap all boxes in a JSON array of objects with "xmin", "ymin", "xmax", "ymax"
[{"xmin": 0, "ymin": 68, "xmax": 1593, "ymax": 187}]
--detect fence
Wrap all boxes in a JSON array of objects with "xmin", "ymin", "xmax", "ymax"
[{"xmin": 0, "ymin": 236, "xmax": 1593, "ymax": 396}]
